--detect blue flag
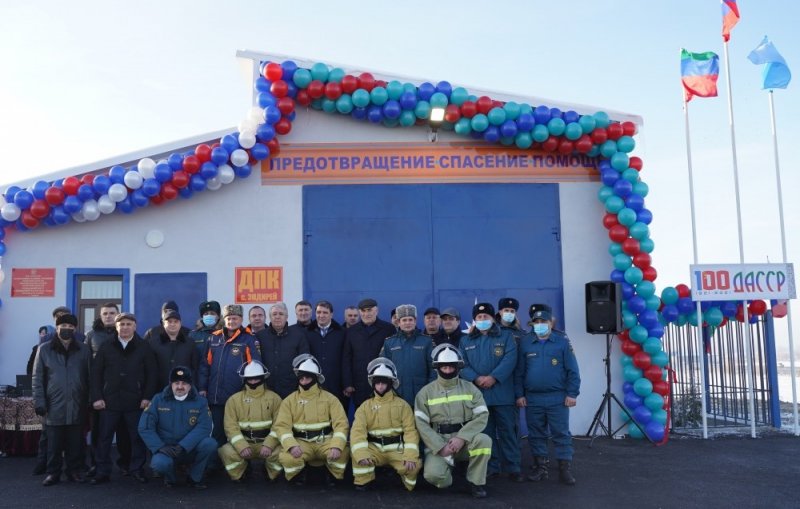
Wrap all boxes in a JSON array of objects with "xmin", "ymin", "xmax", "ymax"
[{"xmin": 747, "ymin": 36, "xmax": 791, "ymax": 89}]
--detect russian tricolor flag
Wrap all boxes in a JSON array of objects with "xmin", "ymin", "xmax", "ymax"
[
  {"xmin": 722, "ymin": 0, "xmax": 740, "ymax": 42},
  {"xmin": 681, "ymin": 49, "xmax": 720, "ymax": 102}
]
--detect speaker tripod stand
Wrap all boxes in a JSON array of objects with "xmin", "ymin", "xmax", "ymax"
[{"xmin": 586, "ymin": 333, "xmax": 653, "ymax": 446}]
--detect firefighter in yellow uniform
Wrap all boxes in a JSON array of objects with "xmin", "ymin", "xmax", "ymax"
[
  {"xmin": 414, "ymin": 344, "xmax": 492, "ymax": 498},
  {"xmin": 274, "ymin": 354, "xmax": 349, "ymax": 486},
  {"xmin": 218, "ymin": 360, "xmax": 283, "ymax": 482},
  {"xmin": 351, "ymin": 357, "xmax": 420, "ymax": 492}
]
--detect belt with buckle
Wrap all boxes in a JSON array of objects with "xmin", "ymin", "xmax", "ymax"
[
  {"xmin": 367, "ymin": 434, "xmax": 403, "ymax": 446},
  {"xmin": 293, "ymin": 426, "xmax": 333, "ymax": 440},
  {"xmin": 243, "ymin": 428, "xmax": 269, "ymax": 441},
  {"xmin": 436, "ymin": 422, "xmax": 465, "ymax": 434}
]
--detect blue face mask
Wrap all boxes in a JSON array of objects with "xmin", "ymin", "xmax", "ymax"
[
  {"xmin": 475, "ymin": 320, "xmax": 492, "ymax": 331},
  {"xmin": 202, "ymin": 314, "xmax": 217, "ymax": 327},
  {"xmin": 501, "ymin": 312, "xmax": 516, "ymax": 324},
  {"xmin": 533, "ymin": 323, "xmax": 550, "ymax": 336}
]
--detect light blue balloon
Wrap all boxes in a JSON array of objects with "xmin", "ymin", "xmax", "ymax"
[
  {"xmin": 639, "ymin": 238, "xmax": 655, "ymax": 253},
  {"xmin": 292, "ymin": 68, "xmax": 312, "ymax": 88},
  {"xmin": 587, "ymin": 146, "xmax": 600, "ymax": 157},
  {"xmin": 630, "ymin": 325, "xmax": 648, "ymax": 343},
  {"xmin": 593, "ymin": 111, "xmax": 611, "ymax": 128},
  {"xmin": 600, "ymin": 140, "xmax": 618, "ymax": 158},
  {"xmin": 611, "ymin": 152, "xmax": 629, "ymax": 170},
  {"xmin": 450, "ymin": 87, "xmax": 469, "ymax": 105},
  {"xmin": 644, "ymin": 393, "xmax": 664, "ymax": 411},
  {"xmin": 617, "ymin": 207, "xmax": 637, "ymax": 226},
  {"xmin": 625, "ymin": 266, "xmax": 644, "ymax": 285},
  {"xmin": 651, "ymin": 408, "xmax": 668, "ymax": 425},
  {"xmin": 335, "ymin": 95, "xmax": 353, "ymax": 114},
  {"xmin": 328, "ymin": 67, "xmax": 345, "ymax": 83},
  {"xmin": 609, "ymin": 242, "xmax": 623, "ymax": 256},
  {"xmin": 597, "ymin": 186, "xmax": 614, "ymax": 203},
  {"xmin": 646, "ymin": 295, "xmax": 661, "ymax": 311},
  {"xmin": 622, "ymin": 310, "xmax": 638, "ymax": 329},
  {"xmin": 487, "ymin": 107, "xmax": 506, "ymax": 126},
  {"xmin": 321, "ymin": 98, "xmax": 336, "ymax": 113},
  {"xmin": 617, "ymin": 135, "xmax": 635, "ymax": 153},
  {"xmin": 632, "ymin": 181, "xmax": 649, "ymax": 197},
  {"xmin": 605, "ymin": 195, "xmax": 625, "ymax": 214},
  {"xmin": 564, "ymin": 122, "xmax": 583, "ymax": 141},
  {"xmin": 454, "ymin": 118, "xmax": 472, "ymax": 135},
  {"xmin": 629, "ymin": 222, "xmax": 650, "ymax": 240},
  {"xmin": 633, "ymin": 377, "xmax": 653, "ymax": 397},
  {"xmin": 628, "ymin": 422, "xmax": 645, "ymax": 439},
  {"xmin": 310, "ymin": 62, "xmax": 329, "ymax": 82},
  {"xmin": 503, "ymin": 101, "xmax": 521, "ymax": 120},
  {"xmin": 661, "ymin": 287, "xmax": 679, "ymax": 305},
  {"xmin": 415, "ymin": 100, "xmax": 431, "ymax": 119},
  {"xmin": 643, "ymin": 337, "xmax": 662, "ymax": 355},
  {"xmin": 624, "ymin": 366, "xmax": 643, "ymax": 382},
  {"xmin": 651, "ymin": 350, "xmax": 669, "ymax": 367},
  {"xmin": 532, "ymin": 124, "xmax": 550, "ymax": 142},
  {"xmin": 614, "ymin": 253, "xmax": 633, "ymax": 270},
  {"xmin": 518, "ymin": 103, "xmax": 533, "ymax": 116},
  {"xmin": 515, "ymin": 132, "xmax": 533, "ymax": 149},
  {"xmin": 352, "ymin": 89, "xmax": 371, "ymax": 108},
  {"xmin": 386, "ymin": 80, "xmax": 404, "ymax": 100},
  {"xmin": 636, "ymin": 280, "xmax": 656, "ymax": 298},
  {"xmin": 370, "ymin": 87, "xmax": 388, "ymax": 106},
  {"xmin": 471, "ymin": 114, "xmax": 489, "ymax": 132},
  {"xmin": 547, "ymin": 117, "xmax": 566, "ymax": 136},
  {"xmin": 622, "ymin": 168, "xmax": 640, "ymax": 183},
  {"xmin": 578, "ymin": 115, "xmax": 597, "ymax": 133},
  {"xmin": 620, "ymin": 354, "xmax": 633, "ymax": 367},
  {"xmin": 430, "ymin": 92, "xmax": 449, "ymax": 108}
]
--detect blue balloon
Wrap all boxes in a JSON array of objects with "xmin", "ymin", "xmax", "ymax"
[
  {"xmin": 516, "ymin": 113, "xmax": 534, "ymax": 132},
  {"xmin": 211, "ymin": 147, "xmax": 230, "ymax": 165},
  {"xmin": 166, "ymin": 153, "xmax": 182, "ymax": 171},
  {"xmin": 418, "ymin": 82, "xmax": 435, "ymax": 101},
  {"xmin": 284, "ymin": 81, "xmax": 298, "ymax": 99},
  {"xmin": 382, "ymin": 100, "xmax": 401, "ymax": 119},
  {"xmin": 633, "ymin": 405, "xmax": 652, "ymax": 425},
  {"xmin": 178, "ymin": 186, "xmax": 194, "ymax": 199},
  {"xmin": 250, "ymin": 143, "xmax": 269, "ymax": 161},
  {"xmin": 677, "ymin": 297, "xmax": 695, "ymax": 315},
  {"xmin": 255, "ymin": 76, "xmax": 271, "ymax": 92},
  {"xmin": 483, "ymin": 125, "xmax": 500, "ymax": 143},
  {"xmin": 399, "ymin": 91, "xmax": 417, "ymax": 110},
  {"xmin": 256, "ymin": 124, "xmax": 275, "ymax": 143},
  {"xmin": 117, "ymin": 196, "xmax": 134, "ymax": 213},
  {"xmin": 601, "ymin": 169, "xmax": 619, "ymax": 187},
  {"xmin": 621, "ymin": 282, "xmax": 635, "ymax": 300},
  {"xmin": 257, "ymin": 92, "xmax": 276, "ymax": 109},
  {"xmin": 661, "ymin": 304, "xmax": 679, "ymax": 323},
  {"xmin": 108, "ymin": 165, "xmax": 127, "ymax": 184},
  {"xmin": 77, "ymin": 184, "xmax": 95, "ymax": 202},
  {"xmin": 131, "ymin": 189, "xmax": 150, "ymax": 207},
  {"xmin": 14, "ymin": 190, "xmax": 34, "ymax": 209},
  {"xmin": 622, "ymin": 382, "xmax": 634, "ymax": 394},
  {"xmin": 625, "ymin": 194, "xmax": 644, "ymax": 212},
  {"xmin": 610, "ymin": 269, "xmax": 625, "ymax": 283},
  {"xmin": 32, "ymin": 180, "xmax": 50, "ymax": 200},
  {"xmin": 639, "ymin": 309, "xmax": 659, "ymax": 329},
  {"xmin": 63, "ymin": 195, "xmax": 82, "ymax": 213},
  {"xmin": 721, "ymin": 301, "xmax": 738, "ymax": 317},
  {"xmin": 153, "ymin": 163, "xmax": 172, "ymax": 184},
  {"xmin": 4, "ymin": 185, "xmax": 21, "ymax": 202},
  {"xmin": 637, "ymin": 208, "xmax": 653, "ymax": 225},
  {"xmin": 613, "ymin": 179, "xmax": 633, "ymax": 198},
  {"xmin": 499, "ymin": 119, "xmax": 518, "ymax": 138},
  {"xmin": 627, "ymin": 295, "xmax": 647, "ymax": 314},
  {"xmin": 367, "ymin": 105, "xmax": 383, "ymax": 123},
  {"xmin": 435, "ymin": 81, "xmax": 452, "ymax": 97},
  {"xmin": 190, "ymin": 174, "xmax": 207, "ymax": 192},
  {"xmin": 645, "ymin": 421, "xmax": 665, "ymax": 442},
  {"xmin": 624, "ymin": 392, "xmax": 644, "ymax": 409},
  {"xmin": 533, "ymin": 105, "xmax": 551, "ymax": 124},
  {"xmin": 647, "ymin": 323, "xmax": 665, "ymax": 339},
  {"xmin": 141, "ymin": 178, "xmax": 161, "ymax": 198},
  {"xmin": 264, "ymin": 106, "xmax": 281, "ymax": 125},
  {"xmin": 221, "ymin": 134, "xmax": 240, "ymax": 153},
  {"xmin": 351, "ymin": 107, "xmax": 368, "ymax": 120},
  {"xmin": 200, "ymin": 162, "xmax": 218, "ymax": 180},
  {"xmin": 234, "ymin": 164, "xmax": 252, "ymax": 179},
  {"xmin": 281, "ymin": 60, "xmax": 298, "ymax": 81},
  {"xmin": 51, "ymin": 206, "xmax": 70, "ymax": 225},
  {"xmin": 549, "ymin": 107, "xmax": 563, "ymax": 119}
]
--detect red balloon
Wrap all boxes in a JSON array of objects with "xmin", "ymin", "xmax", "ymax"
[
  {"xmin": 80, "ymin": 174, "xmax": 95, "ymax": 186},
  {"xmin": 44, "ymin": 186, "xmax": 65, "ymax": 206},
  {"xmin": 444, "ymin": 104, "xmax": 461, "ymax": 123},
  {"xmin": 340, "ymin": 75, "xmax": 358, "ymax": 94},
  {"xmin": 270, "ymin": 80, "xmax": 289, "ymax": 98},
  {"xmin": 160, "ymin": 183, "xmax": 178, "ymax": 201},
  {"xmin": 642, "ymin": 266, "xmax": 658, "ymax": 282},
  {"xmin": 621, "ymin": 339, "xmax": 642, "ymax": 356},
  {"xmin": 195, "ymin": 144, "xmax": 212, "ymax": 163},
  {"xmin": 591, "ymin": 128, "xmax": 608, "ymax": 145},
  {"xmin": 358, "ymin": 73, "xmax": 376, "ymax": 92},
  {"xmin": 149, "ymin": 195, "xmax": 164, "ymax": 206},
  {"xmin": 675, "ymin": 284, "xmax": 691, "ymax": 298},
  {"xmin": 264, "ymin": 62, "xmax": 283, "ymax": 81},
  {"xmin": 557, "ymin": 140, "xmax": 574, "ymax": 154},
  {"xmin": 29, "ymin": 199, "xmax": 50, "ymax": 219},
  {"xmin": 633, "ymin": 351, "xmax": 651, "ymax": 369},
  {"xmin": 644, "ymin": 365, "xmax": 663, "ymax": 382},
  {"xmin": 622, "ymin": 121, "xmax": 637, "ymax": 136},
  {"xmin": 617, "ymin": 329, "xmax": 630, "ymax": 341},
  {"xmin": 266, "ymin": 138, "xmax": 280, "ymax": 155},
  {"xmin": 491, "ymin": 100, "xmax": 505, "ymax": 109},
  {"xmin": 575, "ymin": 134, "xmax": 593, "ymax": 153},
  {"xmin": 541, "ymin": 136, "xmax": 559, "ymax": 152},
  {"xmin": 476, "ymin": 96, "xmax": 493, "ymax": 115},
  {"xmin": 306, "ymin": 80, "xmax": 325, "ymax": 99},
  {"xmin": 295, "ymin": 89, "xmax": 311, "ymax": 107},
  {"xmin": 609, "ymin": 224, "xmax": 629, "ymax": 243},
  {"xmin": 210, "ymin": 142, "xmax": 221, "ymax": 149},
  {"xmin": 274, "ymin": 118, "xmax": 292, "ymax": 135},
  {"xmin": 653, "ymin": 380, "xmax": 670, "ymax": 396},
  {"xmin": 748, "ymin": 299, "xmax": 767, "ymax": 315},
  {"xmin": 603, "ymin": 212, "xmax": 619, "ymax": 230},
  {"xmin": 621, "ymin": 237, "xmax": 640, "ymax": 255},
  {"xmin": 63, "ymin": 176, "xmax": 80, "ymax": 196},
  {"xmin": 21, "ymin": 210, "xmax": 40, "ymax": 229},
  {"xmin": 183, "ymin": 155, "xmax": 200, "ymax": 174},
  {"xmin": 735, "ymin": 304, "xmax": 745, "ymax": 322},
  {"xmin": 324, "ymin": 82, "xmax": 342, "ymax": 100},
  {"xmin": 633, "ymin": 252, "xmax": 652, "ymax": 268},
  {"xmin": 629, "ymin": 156, "xmax": 643, "ymax": 171},
  {"xmin": 607, "ymin": 123, "xmax": 624, "ymax": 140},
  {"xmin": 460, "ymin": 101, "xmax": 477, "ymax": 118},
  {"xmin": 277, "ymin": 97, "xmax": 295, "ymax": 116},
  {"xmin": 171, "ymin": 170, "xmax": 189, "ymax": 189},
  {"xmin": 374, "ymin": 80, "xmax": 388, "ymax": 89}
]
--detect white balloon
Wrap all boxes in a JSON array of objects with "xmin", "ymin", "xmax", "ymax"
[
  {"xmin": 206, "ymin": 177, "xmax": 222, "ymax": 191},
  {"xmin": 0, "ymin": 195, "xmax": 6, "ymax": 208},
  {"xmin": 218, "ymin": 165, "xmax": 235, "ymax": 184},
  {"xmin": 71, "ymin": 211, "xmax": 86, "ymax": 223},
  {"xmin": 82, "ymin": 199, "xmax": 100, "ymax": 221},
  {"xmin": 124, "ymin": 171, "xmax": 143, "ymax": 189},
  {"xmin": 97, "ymin": 195, "xmax": 116, "ymax": 214},
  {"xmin": 107, "ymin": 183, "xmax": 128, "ymax": 202},
  {"xmin": 1, "ymin": 203, "xmax": 21, "ymax": 222},
  {"xmin": 238, "ymin": 132, "xmax": 256, "ymax": 149},
  {"xmin": 137, "ymin": 158, "xmax": 156, "ymax": 179},
  {"xmin": 238, "ymin": 119, "xmax": 257, "ymax": 136},
  {"xmin": 248, "ymin": 106, "xmax": 265, "ymax": 123},
  {"xmin": 230, "ymin": 149, "xmax": 249, "ymax": 167},
  {"xmin": 0, "ymin": 268, "xmax": 5, "ymax": 285}
]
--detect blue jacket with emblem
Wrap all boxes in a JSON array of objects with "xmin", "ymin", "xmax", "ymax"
[
  {"xmin": 138, "ymin": 384, "xmax": 212, "ymax": 453},
  {"xmin": 379, "ymin": 331, "xmax": 435, "ymax": 406},
  {"xmin": 198, "ymin": 327, "xmax": 258, "ymax": 406},
  {"xmin": 514, "ymin": 329, "xmax": 580, "ymax": 399},
  {"xmin": 459, "ymin": 323, "xmax": 518, "ymax": 406}
]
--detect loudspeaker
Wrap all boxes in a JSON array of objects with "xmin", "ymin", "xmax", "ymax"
[{"xmin": 585, "ymin": 281, "xmax": 622, "ymax": 334}]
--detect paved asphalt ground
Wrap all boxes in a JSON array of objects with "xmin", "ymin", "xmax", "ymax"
[{"xmin": 1, "ymin": 433, "xmax": 798, "ymax": 509}]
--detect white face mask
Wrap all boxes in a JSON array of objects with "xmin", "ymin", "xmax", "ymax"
[{"xmin": 174, "ymin": 393, "xmax": 188, "ymax": 401}]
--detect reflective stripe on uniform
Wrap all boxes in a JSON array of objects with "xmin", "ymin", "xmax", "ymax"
[
  {"xmin": 404, "ymin": 442, "xmax": 418, "ymax": 450},
  {"xmin": 328, "ymin": 461, "xmax": 348, "ymax": 469},
  {"xmin": 352, "ymin": 466, "xmax": 375, "ymax": 475},
  {"xmin": 404, "ymin": 477, "xmax": 417, "ymax": 486},
  {"xmin": 368, "ymin": 427, "xmax": 402, "ymax": 437},
  {"xmin": 370, "ymin": 442, "xmax": 402, "ymax": 452},
  {"xmin": 427, "ymin": 394, "xmax": 473, "ymax": 406},
  {"xmin": 238, "ymin": 420, "xmax": 272, "ymax": 429},
  {"xmin": 225, "ymin": 460, "xmax": 244, "ymax": 471},
  {"xmin": 268, "ymin": 431, "xmax": 278, "ymax": 438},
  {"xmin": 283, "ymin": 464, "xmax": 304, "ymax": 474},
  {"xmin": 293, "ymin": 422, "xmax": 331, "ymax": 431},
  {"xmin": 473, "ymin": 405, "xmax": 489, "ymax": 414},
  {"xmin": 230, "ymin": 434, "xmax": 245, "ymax": 445},
  {"xmin": 280, "ymin": 433, "xmax": 293, "ymax": 442},
  {"xmin": 351, "ymin": 442, "xmax": 369, "ymax": 451},
  {"xmin": 268, "ymin": 463, "xmax": 283, "ymax": 471},
  {"xmin": 333, "ymin": 432, "xmax": 348, "ymax": 441},
  {"xmin": 468, "ymin": 447, "xmax": 492, "ymax": 457},
  {"xmin": 414, "ymin": 411, "xmax": 430, "ymax": 423}
]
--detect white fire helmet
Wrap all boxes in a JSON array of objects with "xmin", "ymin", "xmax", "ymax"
[
  {"xmin": 238, "ymin": 360, "xmax": 270, "ymax": 379},
  {"xmin": 367, "ymin": 357, "xmax": 400, "ymax": 389},
  {"xmin": 292, "ymin": 353, "xmax": 326, "ymax": 385},
  {"xmin": 431, "ymin": 343, "xmax": 464, "ymax": 368}
]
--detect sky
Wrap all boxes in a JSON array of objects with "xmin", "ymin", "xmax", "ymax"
[{"xmin": 1, "ymin": 0, "xmax": 798, "ymax": 354}]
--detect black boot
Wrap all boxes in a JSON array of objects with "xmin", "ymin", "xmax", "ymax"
[
  {"xmin": 528, "ymin": 456, "xmax": 549, "ymax": 482},
  {"xmin": 558, "ymin": 460, "xmax": 576, "ymax": 485},
  {"xmin": 470, "ymin": 482, "xmax": 487, "ymax": 498}
]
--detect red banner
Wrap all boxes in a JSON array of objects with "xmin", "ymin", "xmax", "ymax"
[
  {"xmin": 235, "ymin": 267, "xmax": 283, "ymax": 304},
  {"xmin": 11, "ymin": 268, "xmax": 55, "ymax": 298}
]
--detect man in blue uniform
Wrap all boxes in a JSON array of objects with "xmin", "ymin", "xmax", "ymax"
[
  {"xmin": 515, "ymin": 304, "xmax": 580, "ymax": 485},
  {"xmin": 460, "ymin": 302, "xmax": 522, "ymax": 482},
  {"xmin": 138, "ymin": 366, "xmax": 217, "ymax": 489},
  {"xmin": 379, "ymin": 305, "xmax": 435, "ymax": 407}
]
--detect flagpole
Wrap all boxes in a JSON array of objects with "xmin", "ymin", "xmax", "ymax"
[
  {"xmin": 683, "ymin": 92, "xmax": 709, "ymax": 439},
  {"xmin": 768, "ymin": 90, "xmax": 799, "ymax": 435},
  {"xmin": 722, "ymin": 39, "xmax": 757, "ymax": 439}
]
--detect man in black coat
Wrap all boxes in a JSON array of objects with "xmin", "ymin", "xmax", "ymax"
[
  {"xmin": 306, "ymin": 300, "xmax": 347, "ymax": 409},
  {"xmin": 32, "ymin": 313, "xmax": 91, "ymax": 486},
  {"xmin": 342, "ymin": 298, "xmax": 396, "ymax": 408},
  {"xmin": 143, "ymin": 300, "xmax": 192, "ymax": 342},
  {"xmin": 148, "ymin": 310, "xmax": 198, "ymax": 391},
  {"xmin": 90, "ymin": 312, "xmax": 157, "ymax": 485},
  {"xmin": 256, "ymin": 302, "xmax": 310, "ymax": 398}
]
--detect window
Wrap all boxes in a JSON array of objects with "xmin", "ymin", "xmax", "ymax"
[{"xmin": 67, "ymin": 269, "xmax": 130, "ymax": 334}]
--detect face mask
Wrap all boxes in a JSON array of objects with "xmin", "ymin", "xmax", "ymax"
[
  {"xmin": 475, "ymin": 320, "xmax": 492, "ymax": 331},
  {"xmin": 174, "ymin": 393, "xmax": 188, "ymax": 401},
  {"xmin": 58, "ymin": 329, "xmax": 74, "ymax": 341},
  {"xmin": 298, "ymin": 377, "xmax": 316, "ymax": 391},
  {"xmin": 502, "ymin": 312, "xmax": 516, "ymax": 324},
  {"xmin": 245, "ymin": 378, "xmax": 264, "ymax": 389},
  {"xmin": 202, "ymin": 315, "xmax": 217, "ymax": 327},
  {"xmin": 437, "ymin": 367, "xmax": 459, "ymax": 380},
  {"xmin": 372, "ymin": 377, "xmax": 392, "ymax": 396},
  {"xmin": 533, "ymin": 323, "xmax": 551, "ymax": 336}
]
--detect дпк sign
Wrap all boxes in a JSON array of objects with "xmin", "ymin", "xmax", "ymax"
[{"xmin": 689, "ymin": 263, "xmax": 796, "ymax": 301}]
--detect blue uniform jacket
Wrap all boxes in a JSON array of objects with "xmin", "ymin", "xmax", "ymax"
[
  {"xmin": 198, "ymin": 327, "xmax": 258, "ymax": 406},
  {"xmin": 514, "ymin": 330, "xmax": 580, "ymax": 399},
  {"xmin": 138, "ymin": 385, "xmax": 212, "ymax": 453},
  {"xmin": 460, "ymin": 324, "xmax": 518, "ymax": 406},
  {"xmin": 380, "ymin": 331, "xmax": 435, "ymax": 406}
]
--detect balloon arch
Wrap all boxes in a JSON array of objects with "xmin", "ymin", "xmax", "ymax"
[{"xmin": 0, "ymin": 59, "xmax": 774, "ymax": 441}]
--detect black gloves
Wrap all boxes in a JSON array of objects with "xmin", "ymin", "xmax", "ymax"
[
  {"xmin": 158, "ymin": 445, "xmax": 184, "ymax": 458},
  {"xmin": 35, "ymin": 407, "xmax": 46, "ymax": 417}
]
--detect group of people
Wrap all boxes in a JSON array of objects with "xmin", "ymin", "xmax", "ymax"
[{"xmin": 30, "ymin": 295, "xmax": 580, "ymax": 497}]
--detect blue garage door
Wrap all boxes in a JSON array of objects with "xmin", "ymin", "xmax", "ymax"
[
  {"xmin": 303, "ymin": 184, "xmax": 563, "ymax": 327},
  {"xmin": 134, "ymin": 272, "xmax": 208, "ymax": 335}
]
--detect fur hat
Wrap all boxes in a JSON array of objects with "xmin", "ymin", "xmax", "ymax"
[
  {"xmin": 55, "ymin": 313, "xmax": 78, "ymax": 327},
  {"xmin": 223, "ymin": 304, "xmax": 244, "ymax": 318},
  {"xmin": 395, "ymin": 304, "xmax": 417, "ymax": 319}
]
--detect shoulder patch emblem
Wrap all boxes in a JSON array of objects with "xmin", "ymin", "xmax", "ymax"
[
  {"xmin": 551, "ymin": 358, "xmax": 558, "ymax": 366},
  {"xmin": 231, "ymin": 346, "xmax": 241, "ymax": 356},
  {"xmin": 494, "ymin": 346, "xmax": 504, "ymax": 357},
  {"xmin": 189, "ymin": 415, "xmax": 198, "ymax": 426}
]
